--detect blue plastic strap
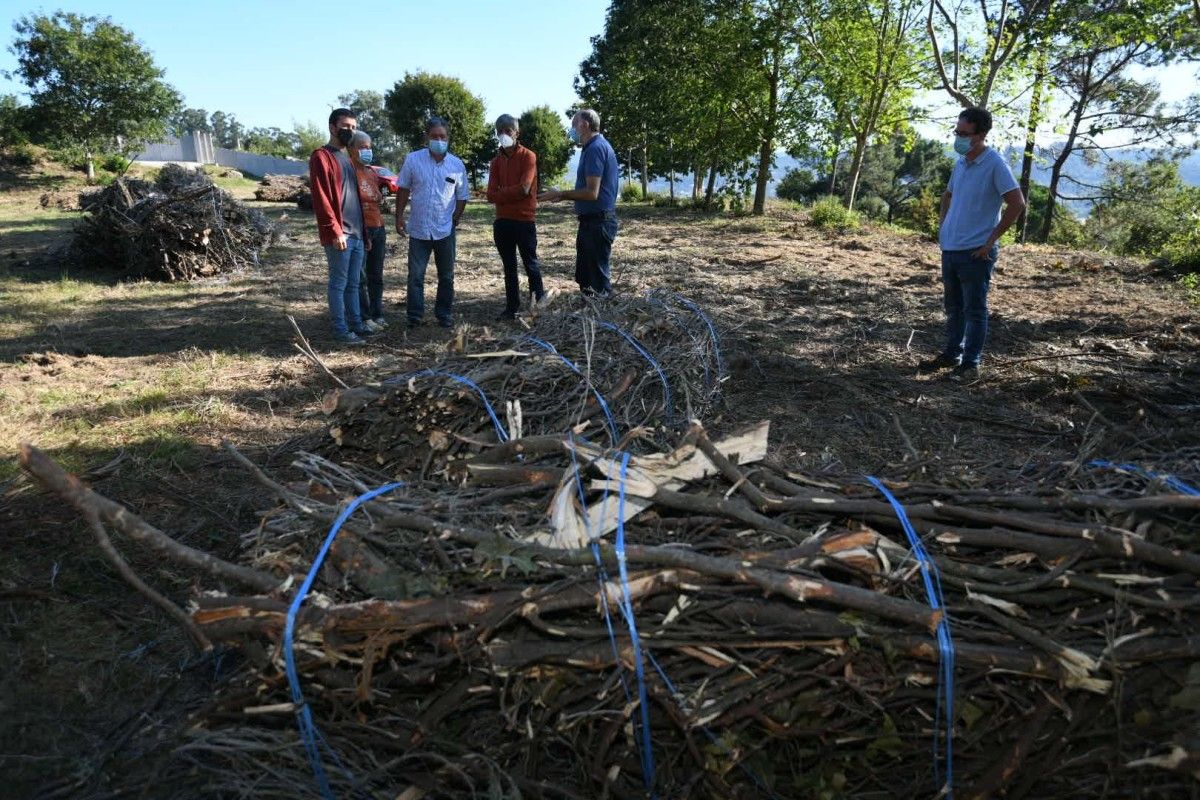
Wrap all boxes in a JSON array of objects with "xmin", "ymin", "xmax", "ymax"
[
  {"xmin": 591, "ymin": 318, "xmax": 675, "ymax": 424},
  {"xmin": 567, "ymin": 435, "xmax": 632, "ymax": 703},
  {"xmin": 865, "ymin": 475, "xmax": 955, "ymax": 797},
  {"xmin": 284, "ymin": 482, "xmax": 405, "ymax": 800},
  {"xmin": 1088, "ymin": 459, "xmax": 1200, "ymax": 496},
  {"xmin": 524, "ymin": 336, "xmax": 619, "ymax": 443},
  {"xmin": 615, "ymin": 451, "xmax": 657, "ymax": 794}
]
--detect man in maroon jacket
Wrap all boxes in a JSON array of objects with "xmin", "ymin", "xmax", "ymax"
[{"xmin": 309, "ymin": 108, "xmax": 374, "ymax": 345}]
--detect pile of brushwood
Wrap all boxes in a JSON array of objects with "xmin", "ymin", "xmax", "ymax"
[
  {"xmin": 254, "ymin": 173, "xmax": 311, "ymax": 207},
  {"xmin": 18, "ymin": 297, "xmax": 1200, "ymax": 799},
  {"xmin": 68, "ymin": 164, "xmax": 274, "ymax": 281}
]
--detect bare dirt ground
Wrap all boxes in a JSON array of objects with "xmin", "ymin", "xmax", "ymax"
[{"xmin": 1, "ymin": 154, "xmax": 1197, "ymax": 796}]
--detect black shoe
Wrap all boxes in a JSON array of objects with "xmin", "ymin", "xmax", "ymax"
[
  {"xmin": 496, "ymin": 309, "xmax": 517, "ymax": 321},
  {"xmin": 948, "ymin": 364, "xmax": 981, "ymax": 383},
  {"xmin": 352, "ymin": 326, "xmax": 382, "ymax": 338},
  {"xmin": 437, "ymin": 318, "xmax": 453, "ymax": 329},
  {"xmin": 406, "ymin": 318, "xmax": 423, "ymax": 329},
  {"xmin": 918, "ymin": 354, "xmax": 961, "ymax": 373}
]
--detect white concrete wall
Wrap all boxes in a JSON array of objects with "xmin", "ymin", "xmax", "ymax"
[
  {"xmin": 213, "ymin": 148, "xmax": 308, "ymax": 177},
  {"xmin": 133, "ymin": 133, "xmax": 308, "ymax": 177}
]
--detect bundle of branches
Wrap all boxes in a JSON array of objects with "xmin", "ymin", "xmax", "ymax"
[
  {"xmin": 68, "ymin": 165, "xmax": 274, "ymax": 281},
  {"xmin": 18, "ymin": 419, "xmax": 1200, "ymax": 799},
  {"xmin": 254, "ymin": 173, "xmax": 310, "ymax": 205},
  {"xmin": 322, "ymin": 293, "xmax": 726, "ymax": 479}
]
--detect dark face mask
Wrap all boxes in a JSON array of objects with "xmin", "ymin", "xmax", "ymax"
[{"xmin": 336, "ymin": 128, "xmax": 354, "ymax": 146}]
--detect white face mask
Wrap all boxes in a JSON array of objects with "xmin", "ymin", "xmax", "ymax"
[{"xmin": 498, "ymin": 133, "xmax": 515, "ymax": 148}]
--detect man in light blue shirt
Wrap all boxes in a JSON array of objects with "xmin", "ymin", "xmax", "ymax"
[
  {"xmin": 920, "ymin": 107, "xmax": 1025, "ymax": 382},
  {"xmin": 396, "ymin": 116, "xmax": 469, "ymax": 329}
]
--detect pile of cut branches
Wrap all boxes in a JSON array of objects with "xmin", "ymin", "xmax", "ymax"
[
  {"xmin": 17, "ymin": 297, "xmax": 1200, "ymax": 799},
  {"xmin": 68, "ymin": 164, "xmax": 274, "ymax": 281}
]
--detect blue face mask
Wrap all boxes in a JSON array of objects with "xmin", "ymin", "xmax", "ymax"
[
  {"xmin": 954, "ymin": 135, "xmax": 973, "ymax": 155},
  {"xmin": 428, "ymin": 139, "xmax": 448, "ymax": 156},
  {"xmin": 358, "ymin": 148, "xmax": 373, "ymax": 165},
  {"xmin": 567, "ymin": 127, "xmax": 580, "ymax": 144}
]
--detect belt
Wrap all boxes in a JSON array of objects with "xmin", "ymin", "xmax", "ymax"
[{"xmin": 577, "ymin": 210, "xmax": 616, "ymax": 222}]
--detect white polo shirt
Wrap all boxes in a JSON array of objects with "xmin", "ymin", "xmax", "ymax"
[{"xmin": 398, "ymin": 148, "xmax": 469, "ymax": 241}]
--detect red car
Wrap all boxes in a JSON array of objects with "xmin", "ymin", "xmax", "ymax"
[{"xmin": 370, "ymin": 166, "xmax": 400, "ymax": 195}]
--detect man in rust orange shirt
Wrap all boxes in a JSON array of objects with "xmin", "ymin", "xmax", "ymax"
[{"xmin": 485, "ymin": 114, "xmax": 544, "ymax": 320}]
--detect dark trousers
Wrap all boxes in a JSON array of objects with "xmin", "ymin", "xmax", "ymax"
[
  {"xmin": 575, "ymin": 212, "xmax": 618, "ymax": 295},
  {"xmin": 493, "ymin": 218, "xmax": 544, "ymax": 312},
  {"xmin": 407, "ymin": 232, "xmax": 456, "ymax": 325},
  {"xmin": 358, "ymin": 226, "xmax": 386, "ymax": 321},
  {"xmin": 940, "ymin": 246, "xmax": 998, "ymax": 367}
]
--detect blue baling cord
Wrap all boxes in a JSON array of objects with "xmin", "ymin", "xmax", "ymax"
[
  {"xmin": 865, "ymin": 475, "xmax": 955, "ymax": 797},
  {"xmin": 1088, "ymin": 459, "xmax": 1200, "ymax": 496},
  {"xmin": 284, "ymin": 481, "xmax": 405, "ymax": 799}
]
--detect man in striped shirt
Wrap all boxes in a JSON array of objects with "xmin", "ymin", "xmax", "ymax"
[{"xmin": 395, "ymin": 116, "xmax": 469, "ymax": 329}]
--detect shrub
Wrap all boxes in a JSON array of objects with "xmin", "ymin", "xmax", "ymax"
[
  {"xmin": 855, "ymin": 195, "xmax": 888, "ymax": 221},
  {"xmin": 903, "ymin": 185, "xmax": 941, "ymax": 236},
  {"xmin": 620, "ymin": 183, "xmax": 643, "ymax": 203},
  {"xmin": 2, "ymin": 142, "xmax": 38, "ymax": 167},
  {"xmin": 99, "ymin": 153, "xmax": 130, "ymax": 173},
  {"xmin": 809, "ymin": 196, "xmax": 861, "ymax": 231}
]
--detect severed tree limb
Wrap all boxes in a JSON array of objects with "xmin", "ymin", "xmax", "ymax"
[
  {"xmin": 19, "ymin": 443, "xmax": 281, "ymax": 593},
  {"xmin": 288, "ymin": 313, "xmax": 350, "ymax": 389},
  {"xmin": 84, "ymin": 506, "xmax": 212, "ymax": 651},
  {"xmin": 694, "ymin": 426, "xmax": 776, "ymax": 511}
]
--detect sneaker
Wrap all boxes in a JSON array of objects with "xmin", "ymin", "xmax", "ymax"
[
  {"xmin": 352, "ymin": 325, "xmax": 382, "ymax": 338},
  {"xmin": 360, "ymin": 318, "xmax": 383, "ymax": 333},
  {"xmin": 332, "ymin": 332, "xmax": 366, "ymax": 346},
  {"xmin": 918, "ymin": 353, "xmax": 962, "ymax": 373},
  {"xmin": 948, "ymin": 364, "xmax": 981, "ymax": 383},
  {"xmin": 496, "ymin": 309, "xmax": 517, "ymax": 321},
  {"xmin": 371, "ymin": 317, "xmax": 389, "ymax": 329}
]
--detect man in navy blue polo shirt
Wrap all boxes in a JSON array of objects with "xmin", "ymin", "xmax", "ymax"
[
  {"xmin": 538, "ymin": 108, "xmax": 619, "ymax": 295},
  {"xmin": 919, "ymin": 106, "xmax": 1025, "ymax": 382}
]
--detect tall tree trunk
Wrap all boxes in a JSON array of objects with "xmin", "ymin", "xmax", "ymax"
[
  {"xmin": 827, "ymin": 139, "xmax": 841, "ymax": 196},
  {"xmin": 845, "ymin": 135, "xmax": 868, "ymax": 210},
  {"xmin": 640, "ymin": 125, "xmax": 649, "ymax": 198},
  {"xmin": 669, "ymin": 140, "xmax": 676, "ymax": 205},
  {"xmin": 692, "ymin": 162, "xmax": 702, "ymax": 199},
  {"xmin": 704, "ymin": 158, "xmax": 718, "ymax": 209},
  {"xmin": 753, "ymin": 53, "xmax": 781, "ymax": 215},
  {"xmin": 1017, "ymin": 50, "xmax": 1047, "ymax": 243},
  {"xmin": 1040, "ymin": 62, "xmax": 1092, "ymax": 243},
  {"xmin": 85, "ymin": 150, "xmax": 96, "ymax": 183}
]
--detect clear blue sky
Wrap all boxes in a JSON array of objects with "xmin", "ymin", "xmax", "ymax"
[
  {"xmin": 2, "ymin": 1, "xmax": 1193, "ymax": 151},
  {"xmin": 1, "ymin": 0, "xmax": 611, "ymax": 131}
]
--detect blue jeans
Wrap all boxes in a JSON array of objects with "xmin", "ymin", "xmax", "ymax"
[
  {"xmin": 493, "ymin": 218, "xmax": 544, "ymax": 313},
  {"xmin": 575, "ymin": 212, "xmax": 618, "ymax": 295},
  {"xmin": 358, "ymin": 226, "xmax": 387, "ymax": 321},
  {"xmin": 324, "ymin": 236, "xmax": 364, "ymax": 336},
  {"xmin": 941, "ymin": 246, "xmax": 997, "ymax": 367},
  {"xmin": 407, "ymin": 232, "xmax": 456, "ymax": 324}
]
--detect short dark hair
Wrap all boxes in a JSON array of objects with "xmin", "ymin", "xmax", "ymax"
[
  {"xmin": 329, "ymin": 107, "xmax": 355, "ymax": 126},
  {"xmin": 958, "ymin": 107, "xmax": 992, "ymax": 136},
  {"xmin": 426, "ymin": 116, "xmax": 449, "ymax": 135}
]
